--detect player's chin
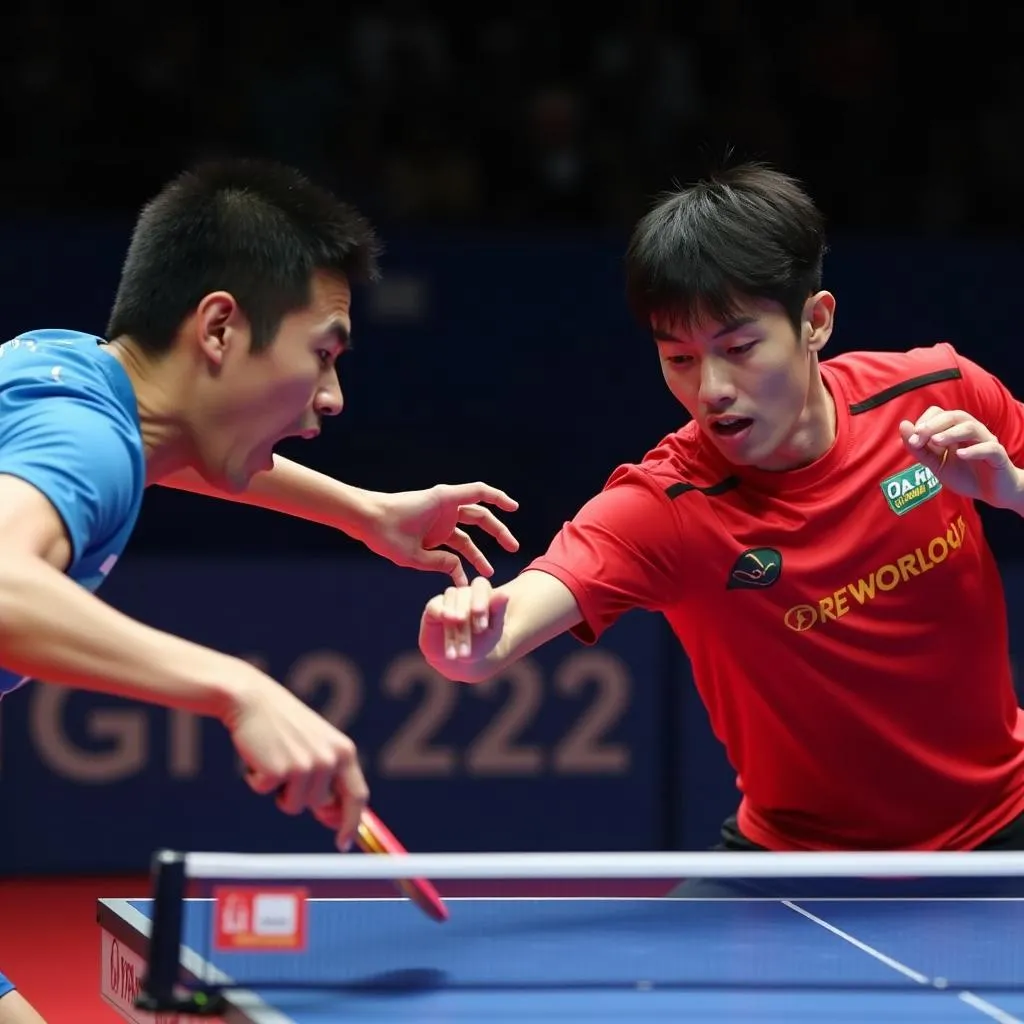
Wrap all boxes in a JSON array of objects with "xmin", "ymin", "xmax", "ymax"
[
  {"xmin": 706, "ymin": 425, "xmax": 760, "ymax": 465},
  {"xmin": 231, "ymin": 448, "xmax": 275, "ymax": 488}
]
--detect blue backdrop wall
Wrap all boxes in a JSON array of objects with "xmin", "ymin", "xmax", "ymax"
[{"xmin": 1, "ymin": 222, "xmax": 1023, "ymax": 871}]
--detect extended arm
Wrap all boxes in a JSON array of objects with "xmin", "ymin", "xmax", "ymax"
[
  {"xmin": 420, "ymin": 466, "xmax": 688, "ymax": 682},
  {"xmin": 0, "ymin": 474, "xmax": 247, "ymax": 715},
  {"xmin": 158, "ymin": 456, "xmax": 520, "ymax": 585},
  {"xmin": 157, "ymin": 456, "xmax": 382, "ymax": 535},
  {"xmin": 0, "ymin": 473, "xmax": 370, "ymax": 846},
  {"xmin": 419, "ymin": 570, "xmax": 584, "ymax": 683}
]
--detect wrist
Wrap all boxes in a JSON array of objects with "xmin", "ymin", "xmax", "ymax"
[
  {"xmin": 330, "ymin": 483, "xmax": 387, "ymax": 542},
  {"xmin": 1011, "ymin": 467, "xmax": 1024, "ymax": 516},
  {"xmin": 202, "ymin": 654, "xmax": 269, "ymax": 726}
]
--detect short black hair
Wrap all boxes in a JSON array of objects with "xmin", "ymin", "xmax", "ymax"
[
  {"xmin": 107, "ymin": 158, "xmax": 382, "ymax": 353},
  {"xmin": 624, "ymin": 162, "xmax": 826, "ymax": 335}
]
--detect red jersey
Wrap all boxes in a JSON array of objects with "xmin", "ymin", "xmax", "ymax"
[{"xmin": 529, "ymin": 343, "xmax": 1024, "ymax": 851}]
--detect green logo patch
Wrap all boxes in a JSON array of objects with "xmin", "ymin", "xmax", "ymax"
[
  {"xmin": 880, "ymin": 462, "xmax": 942, "ymax": 516},
  {"xmin": 727, "ymin": 548, "xmax": 782, "ymax": 589}
]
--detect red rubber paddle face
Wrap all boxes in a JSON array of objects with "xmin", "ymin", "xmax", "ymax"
[{"xmin": 357, "ymin": 808, "xmax": 449, "ymax": 922}]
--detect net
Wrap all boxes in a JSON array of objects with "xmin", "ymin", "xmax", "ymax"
[{"xmin": 117, "ymin": 849, "xmax": 1024, "ymax": 1017}]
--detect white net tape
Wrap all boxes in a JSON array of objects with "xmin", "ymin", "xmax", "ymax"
[{"xmin": 173, "ymin": 849, "xmax": 1024, "ymax": 881}]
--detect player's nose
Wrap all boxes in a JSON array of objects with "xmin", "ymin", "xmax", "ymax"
[
  {"xmin": 698, "ymin": 359, "xmax": 736, "ymax": 408},
  {"xmin": 314, "ymin": 369, "xmax": 344, "ymax": 418}
]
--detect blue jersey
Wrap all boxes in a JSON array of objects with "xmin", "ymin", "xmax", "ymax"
[{"xmin": 0, "ymin": 329, "xmax": 146, "ymax": 696}]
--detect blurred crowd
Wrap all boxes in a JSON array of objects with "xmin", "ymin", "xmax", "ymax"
[{"xmin": 2, "ymin": 2, "xmax": 1021, "ymax": 236}]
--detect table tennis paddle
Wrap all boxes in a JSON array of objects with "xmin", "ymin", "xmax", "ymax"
[
  {"xmin": 357, "ymin": 807, "xmax": 449, "ymax": 922},
  {"xmin": 247, "ymin": 771, "xmax": 448, "ymax": 922}
]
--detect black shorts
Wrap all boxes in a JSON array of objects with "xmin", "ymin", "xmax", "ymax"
[{"xmin": 666, "ymin": 808, "xmax": 1024, "ymax": 899}]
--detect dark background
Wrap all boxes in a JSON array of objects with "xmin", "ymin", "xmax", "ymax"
[{"xmin": 2, "ymin": 4, "xmax": 1024, "ymax": 869}]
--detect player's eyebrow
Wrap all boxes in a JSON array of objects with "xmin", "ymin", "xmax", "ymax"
[
  {"xmin": 326, "ymin": 320, "xmax": 351, "ymax": 351},
  {"xmin": 653, "ymin": 316, "xmax": 759, "ymax": 344},
  {"xmin": 712, "ymin": 316, "xmax": 759, "ymax": 338}
]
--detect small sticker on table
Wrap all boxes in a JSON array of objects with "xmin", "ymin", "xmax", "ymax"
[{"xmin": 213, "ymin": 887, "xmax": 308, "ymax": 951}]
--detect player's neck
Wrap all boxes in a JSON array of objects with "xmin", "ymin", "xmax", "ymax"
[
  {"xmin": 757, "ymin": 367, "xmax": 837, "ymax": 472},
  {"xmin": 105, "ymin": 337, "xmax": 198, "ymax": 482}
]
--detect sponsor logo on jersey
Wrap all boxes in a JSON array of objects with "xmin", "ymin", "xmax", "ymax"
[
  {"xmin": 727, "ymin": 547, "xmax": 782, "ymax": 589},
  {"xmin": 880, "ymin": 462, "xmax": 942, "ymax": 516},
  {"xmin": 784, "ymin": 515, "xmax": 967, "ymax": 631}
]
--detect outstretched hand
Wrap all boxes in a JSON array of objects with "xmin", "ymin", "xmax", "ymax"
[{"xmin": 363, "ymin": 482, "xmax": 520, "ymax": 585}]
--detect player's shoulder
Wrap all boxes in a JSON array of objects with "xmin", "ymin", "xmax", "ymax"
[
  {"xmin": 0, "ymin": 329, "xmax": 134, "ymax": 416},
  {"xmin": 1, "ymin": 329, "xmax": 107, "ymax": 375},
  {"xmin": 821, "ymin": 342, "xmax": 967, "ymax": 409},
  {"xmin": 600, "ymin": 421, "xmax": 729, "ymax": 504}
]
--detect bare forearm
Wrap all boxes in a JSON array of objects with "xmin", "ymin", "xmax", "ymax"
[
  {"xmin": 158, "ymin": 456, "xmax": 382, "ymax": 540},
  {"xmin": 0, "ymin": 555, "xmax": 248, "ymax": 718}
]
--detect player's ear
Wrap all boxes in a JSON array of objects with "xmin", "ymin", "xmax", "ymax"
[
  {"xmin": 194, "ymin": 291, "xmax": 249, "ymax": 369},
  {"xmin": 804, "ymin": 291, "xmax": 835, "ymax": 355}
]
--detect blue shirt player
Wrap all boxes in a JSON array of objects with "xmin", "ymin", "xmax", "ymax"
[
  {"xmin": 0, "ymin": 329, "xmax": 146, "ymax": 697},
  {"xmin": 0, "ymin": 159, "xmax": 519, "ymax": 1024}
]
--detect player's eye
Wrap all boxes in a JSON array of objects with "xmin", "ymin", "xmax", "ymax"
[
  {"xmin": 665, "ymin": 354, "xmax": 693, "ymax": 366},
  {"xmin": 727, "ymin": 341, "xmax": 757, "ymax": 357},
  {"xmin": 317, "ymin": 349, "xmax": 334, "ymax": 368}
]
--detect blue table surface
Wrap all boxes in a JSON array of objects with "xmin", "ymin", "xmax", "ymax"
[{"xmin": 106, "ymin": 897, "xmax": 1024, "ymax": 1023}]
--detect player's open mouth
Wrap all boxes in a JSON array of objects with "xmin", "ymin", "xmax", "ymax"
[{"xmin": 709, "ymin": 417, "xmax": 753, "ymax": 437}]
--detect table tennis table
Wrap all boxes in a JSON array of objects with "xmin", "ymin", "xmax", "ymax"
[{"xmin": 97, "ymin": 892, "xmax": 1024, "ymax": 1022}]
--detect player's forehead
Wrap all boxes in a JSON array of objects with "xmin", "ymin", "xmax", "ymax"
[
  {"xmin": 287, "ymin": 271, "xmax": 353, "ymax": 341},
  {"xmin": 652, "ymin": 317, "xmax": 747, "ymax": 346},
  {"xmin": 651, "ymin": 299, "xmax": 769, "ymax": 345},
  {"xmin": 308, "ymin": 270, "xmax": 351, "ymax": 326}
]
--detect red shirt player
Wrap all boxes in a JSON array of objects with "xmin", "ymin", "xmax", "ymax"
[{"xmin": 418, "ymin": 163, "xmax": 1024, "ymax": 888}]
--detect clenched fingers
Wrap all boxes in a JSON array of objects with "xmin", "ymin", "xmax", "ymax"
[
  {"xmin": 310, "ymin": 740, "xmax": 369, "ymax": 851},
  {"xmin": 423, "ymin": 578, "xmax": 497, "ymax": 658},
  {"xmin": 245, "ymin": 768, "xmax": 280, "ymax": 797},
  {"xmin": 951, "ymin": 439, "xmax": 1013, "ymax": 468},
  {"xmin": 334, "ymin": 753, "xmax": 370, "ymax": 852},
  {"xmin": 248, "ymin": 745, "xmax": 368, "ymax": 851},
  {"xmin": 442, "ymin": 584, "xmax": 475, "ymax": 657},
  {"xmin": 469, "ymin": 575, "xmax": 493, "ymax": 633},
  {"xmin": 276, "ymin": 769, "xmax": 315, "ymax": 816},
  {"xmin": 926, "ymin": 419, "xmax": 995, "ymax": 448},
  {"xmin": 901, "ymin": 408, "xmax": 975, "ymax": 449}
]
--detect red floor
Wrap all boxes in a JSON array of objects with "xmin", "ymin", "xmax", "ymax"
[
  {"xmin": 0, "ymin": 875, "xmax": 148, "ymax": 1023},
  {"xmin": 0, "ymin": 875, "xmax": 670, "ymax": 1022}
]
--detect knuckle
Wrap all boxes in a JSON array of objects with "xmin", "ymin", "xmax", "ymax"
[
  {"xmin": 334, "ymin": 736, "xmax": 358, "ymax": 762},
  {"xmin": 277, "ymin": 789, "xmax": 301, "ymax": 812}
]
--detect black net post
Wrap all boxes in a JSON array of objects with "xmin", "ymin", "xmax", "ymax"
[{"xmin": 136, "ymin": 849, "xmax": 186, "ymax": 1011}]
